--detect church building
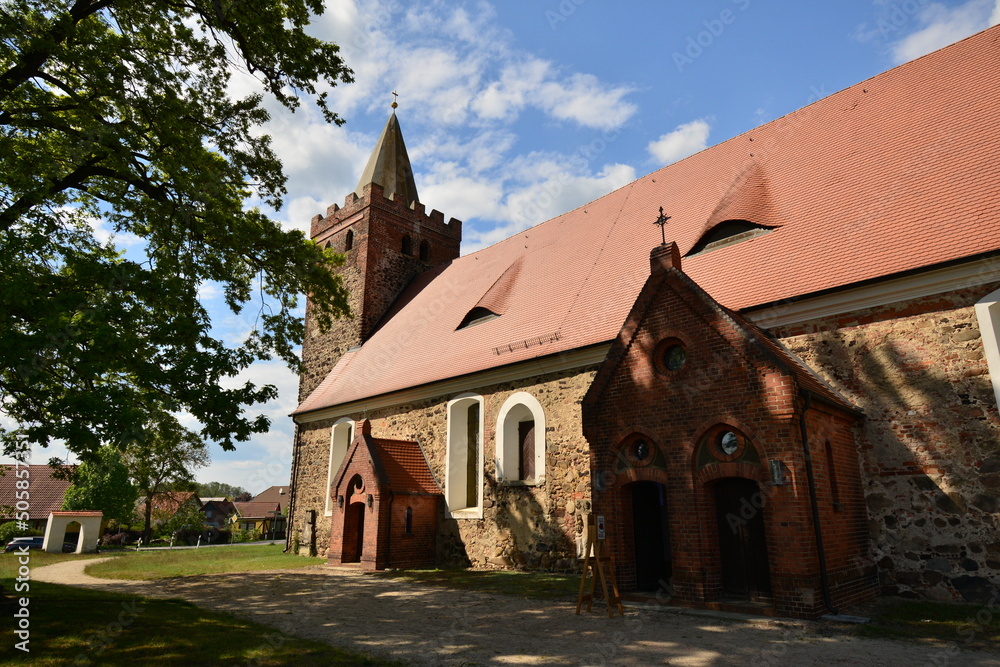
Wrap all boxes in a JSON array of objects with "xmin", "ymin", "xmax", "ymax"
[{"xmin": 287, "ymin": 26, "xmax": 1000, "ymax": 618}]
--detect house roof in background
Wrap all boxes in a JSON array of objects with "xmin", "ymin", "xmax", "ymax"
[
  {"xmin": 232, "ymin": 501, "xmax": 280, "ymax": 519},
  {"xmin": 146, "ymin": 491, "xmax": 201, "ymax": 517},
  {"xmin": 251, "ymin": 486, "xmax": 289, "ymax": 511},
  {"xmin": 0, "ymin": 465, "xmax": 74, "ymax": 520},
  {"xmin": 297, "ymin": 25, "xmax": 1000, "ymax": 415}
]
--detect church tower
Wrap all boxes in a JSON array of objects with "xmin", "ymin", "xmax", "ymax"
[{"xmin": 298, "ymin": 110, "xmax": 463, "ymax": 401}]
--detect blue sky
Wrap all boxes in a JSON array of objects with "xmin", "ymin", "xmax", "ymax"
[{"xmin": 21, "ymin": 0, "xmax": 1000, "ymax": 494}]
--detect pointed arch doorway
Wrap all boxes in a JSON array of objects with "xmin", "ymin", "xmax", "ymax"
[
  {"xmin": 714, "ymin": 477, "xmax": 772, "ymax": 601},
  {"xmin": 629, "ymin": 481, "xmax": 672, "ymax": 593}
]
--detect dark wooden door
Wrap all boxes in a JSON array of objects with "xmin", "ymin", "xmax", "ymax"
[
  {"xmin": 342, "ymin": 502, "xmax": 365, "ymax": 563},
  {"xmin": 354, "ymin": 503, "xmax": 365, "ymax": 561},
  {"xmin": 714, "ymin": 478, "xmax": 772, "ymax": 600},
  {"xmin": 631, "ymin": 482, "xmax": 672, "ymax": 593},
  {"xmin": 518, "ymin": 420, "xmax": 535, "ymax": 480}
]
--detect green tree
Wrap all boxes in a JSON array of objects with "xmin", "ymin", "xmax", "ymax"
[
  {"xmin": 0, "ymin": 0, "xmax": 352, "ymax": 458},
  {"xmin": 125, "ymin": 414, "xmax": 210, "ymax": 542},
  {"xmin": 156, "ymin": 497, "xmax": 206, "ymax": 539},
  {"xmin": 61, "ymin": 445, "xmax": 138, "ymax": 524},
  {"xmin": 196, "ymin": 481, "xmax": 249, "ymax": 500}
]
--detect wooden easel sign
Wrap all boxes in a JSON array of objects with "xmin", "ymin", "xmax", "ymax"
[{"xmin": 576, "ymin": 515, "xmax": 624, "ymax": 618}]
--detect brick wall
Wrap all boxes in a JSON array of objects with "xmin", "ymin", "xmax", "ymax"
[
  {"xmin": 583, "ymin": 267, "xmax": 878, "ymax": 618},
  {"xmin": 299, "ymin": 181, "xmax": 462, "ymax": 401}
]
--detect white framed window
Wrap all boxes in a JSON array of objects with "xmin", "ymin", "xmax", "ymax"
[
  {"xmin": 975, "ymin": 287, "xmax": 1000, "ymax": 407},
  {"xmin": 496, "ymin": 392, "xmax": 546, "ymax": 485},
  {"xmin": 324, "ymin": 418, "xmax": 354, "ymax": 517},
  {"xmin": 445, "ymin": 393, "xmax": 484, "ymax": 518}
]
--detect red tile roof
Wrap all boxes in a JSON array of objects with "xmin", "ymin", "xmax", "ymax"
[
  {"xmin": 0, "ymin": 465, "xmax": 74, "ymax": 520},
  {"xmin": 232, "ymin": 501, "xmax": 281, "ymax": 519},
  {"xmin": 371, "ymin": 438, "xmax": 441, "ymax": 495},
  {"xmin": 250, "ymin": 485, "xmax": 289, "ymax": 512},
  {"xmin": 147, "ymin": 491, "xmax": 201, "ymax": 518},
  {"xmin": 297, "ymin": 26, "xmax": 1000, "ymax": 415}
]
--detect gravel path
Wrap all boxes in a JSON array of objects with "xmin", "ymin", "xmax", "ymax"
[{"xmin": 34, "ymin": 559, "xmax": 1000, "ymax": 666}]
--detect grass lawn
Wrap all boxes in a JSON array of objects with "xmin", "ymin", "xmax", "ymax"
[
  {"xmin": 374, "ymin": 567, "xmax": 581, "ymax": 600},
  {"xmin": 856, "ymin": 597, "xmax": 1000, "ymax": 651},
  {"xmin": 0, "ymin": 548, "xmax": 396, "ymax": 665},
  {"xmin": 85, "ymin": 543, "xmax": 325, "ymax": 580}
]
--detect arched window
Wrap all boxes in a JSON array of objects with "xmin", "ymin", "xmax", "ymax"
[
  {"xmin": 344, "ymin": 229, "xmax": 354, "ymax": 251},
  {"xmin": 324, "ymin": 419, "xmax": 354, "ymax": 516},
  {"xmin": 445, "ymin": 394, "xmax": 484, "ymax": 517},
  {"xmin": 419, "ymin": 239, "xmax": 429, "ymax": 261},
  {"xmin": 404, "ymin": 506, "xmax": 413, "ymax": 534},
  {"xmin": 496, "ymin": 392, "xmax": 546, "ymax": 484},
  {"xmin": 401, "ymin": 234, "xmax": 412, "ymax": 256}
]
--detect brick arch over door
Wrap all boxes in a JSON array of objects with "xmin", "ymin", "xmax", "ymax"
[{"xmin": 608, "ymin": 434, "xmax": 673, "ymax": 594}]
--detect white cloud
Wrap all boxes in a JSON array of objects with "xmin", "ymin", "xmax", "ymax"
[
  {"xmin": 646, "ymin": 119, "xmax": 711, "ymax": 166},
  {"xmin": 464, "ymin": 161, "xmax": 636, "ymax": 252},
  {"xmin": 889, "ymin": 0, "xmax": 1000, "ymax": 64},
  {"xmin": 537, "ymin": 73, "xmax": 638, "ymax": 131}
]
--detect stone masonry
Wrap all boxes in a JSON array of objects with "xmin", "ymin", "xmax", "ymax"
[
  {"xmin": 290, "ymin": 365, "xmax": 598, "ymax": 570},
  {"xmin": 773, "ymin": 282, "xmax": 1000, "ymax": 604}
]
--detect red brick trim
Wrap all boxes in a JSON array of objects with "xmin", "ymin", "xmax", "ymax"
[{"xmin": 695, "ymin": 461, "xmax": 767, "ymax": 485}]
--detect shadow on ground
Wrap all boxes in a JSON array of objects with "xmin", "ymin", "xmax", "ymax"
[{"xmin": 113, "ymin": 568, "xmax": 1000, "ymax": 667}]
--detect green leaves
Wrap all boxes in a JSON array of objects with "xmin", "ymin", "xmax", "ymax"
[
  {"xmin": 0, "ymin": 0, "xmax": 352, "ymax": 456},
  {"xmin": 61, "ymin": 444, "xmax": 138, "ymax": 525}
]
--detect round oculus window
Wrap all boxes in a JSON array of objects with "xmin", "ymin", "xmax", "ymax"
[
  {"xmin": 631, "ymin": 439, "xmax": 651, "ymax": 462},
  {"xmin": 719, "ymin": 431, "xmax": 740, "ymax": 456},
  {"xmin": 663, "ymin": 344, "xmax": 687, "ymax": 371}
]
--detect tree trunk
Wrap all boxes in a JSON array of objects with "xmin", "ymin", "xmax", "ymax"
[{"xmin": 143, "ymin": 494, "xmax": 153, "ymax": 544}]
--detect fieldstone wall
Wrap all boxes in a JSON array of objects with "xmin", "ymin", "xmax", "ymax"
[
  {"xmin": 289, "ymin": 364, "xmax": 598, "ymax": 569},
  {"xmin": 772, "ymin": 282, "xmax": 1000, "ymax": 603}
]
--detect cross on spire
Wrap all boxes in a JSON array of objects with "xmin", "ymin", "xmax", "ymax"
[
  {"xmin": 654, "ymin": 206, "xmax": 671, "ymax": 245},
  {"xmin": 391, "ymin": 90, "xmax": 399, "ymax": 109}
]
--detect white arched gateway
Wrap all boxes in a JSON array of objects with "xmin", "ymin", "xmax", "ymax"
[{"xmin": 43, "ymin": 511, "xmax": 102, "ymax": 554}]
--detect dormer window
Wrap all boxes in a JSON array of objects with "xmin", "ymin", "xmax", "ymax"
[
  {"xmin": 686, "ymin": 220, "xmax": 775, "ymax": 257},
  {"xmin": 457, "ymin": 307, "xmax": 499, "ymax": 330}
]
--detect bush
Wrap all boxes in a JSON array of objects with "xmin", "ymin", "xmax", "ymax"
[
  {"xmin": 230, "ymin": 528, "xmax": 261, "ymax": 543},
  {"xmin": 0, "ymin": 520, "xmax": 42, "ymax": 546}
]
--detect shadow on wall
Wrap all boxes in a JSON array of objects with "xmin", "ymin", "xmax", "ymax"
[
  {"xmin": 436, "ymin": 470, "xmax": 577, "ymax": 570},
  {"xmin": 781, "ymin": 299, "xmax": 1000, "ymax": 604}
]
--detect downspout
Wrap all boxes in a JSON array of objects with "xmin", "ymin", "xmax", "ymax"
[{"xmin": 799, "ymin": 390, "xmax": 838, "ymax": 615}]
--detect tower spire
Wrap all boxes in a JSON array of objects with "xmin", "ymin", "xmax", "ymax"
[{"xmin": 354, "ymin": 107, "xmax": 419, "ymax": 207}]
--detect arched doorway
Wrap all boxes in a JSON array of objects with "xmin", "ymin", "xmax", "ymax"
[
  {"xmin": 342, "ymin": 474, "xmax": 367, "ymax": 563},
  {"xmin": 713, "ymin": 477, "xmax": 772, "ymax": 601},
  {"xmin": 342, "ymin": 502, "xmax": 365, "ymax": 563},
  {"xmin": 629, "ymin": 481, "xmax": 672, "ymax": 593},
  {"xmin": 64, "ymin": 521, "xmax": 81, "ymax": 553}
]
